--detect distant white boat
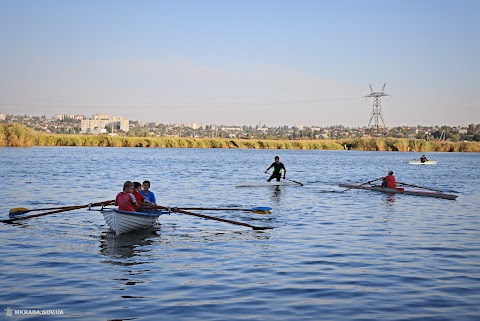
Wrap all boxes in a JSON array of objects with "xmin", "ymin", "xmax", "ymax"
[
  {"xmin": 102, "ymin": 209, "xmax": 166, "ymax": 235},
  {"xmin": 236, "ymin": 180, "xmax": 301, "ymax": 187},
  {"xmin": 409, "ymin": 160, "xmax": 438, "ymax": 165}
]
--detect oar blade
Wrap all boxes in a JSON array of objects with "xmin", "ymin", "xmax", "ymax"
[
  {"xmin": 252, "ymin": 226, "xmax": 273, "ymax": 230},
  {"xmin": 251, "ymin": 210, "xmax": 271, "ymax": 214},
  {"xmin": 8, "ymin": 207, "xmax": 30, "ymax": 217},
  {"xmin": 250, "ymin": 206, "xmax": 272, "ymax": 214},
  {"xmin": 4, "ymin": 200, "xmax": 115, "ymax": 223}
]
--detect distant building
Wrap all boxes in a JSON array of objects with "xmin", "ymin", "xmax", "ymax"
[
  {"xmin": 80, "ymin": 114, "xmax": 129, "ymax": 134},
  {"xmin": 53, "ymin": 114, "xmax": 86, "ymax": 120},
  {"xmin": 222, "ymin": 126, "xmax": 242, "ymax": 131},
  {"xmin": 0, "ymin": 113, "xmax": 5, "ymax": 121},
  {"xmin": 92, "ymin": 114, "xmax": 110, "ymax": 120},
  {"xmin": 88, "ymin": 128, "xmax": 108, "ymax": 135},
  {"xmin": 190, "ymin": 122, "xmax": 205, "ymax": 130}
]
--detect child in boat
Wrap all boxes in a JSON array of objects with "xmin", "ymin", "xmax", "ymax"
[
  {"xmin": 115, "ymin": 181, "xmax": 138, "ymax": 212},
  {"xmin": 141, "ymin": 180, "xmax": 157, "ymax": 205},
  {"xmin": 132, "ymin": 181, "xmax": 146, "ymax": 211}
]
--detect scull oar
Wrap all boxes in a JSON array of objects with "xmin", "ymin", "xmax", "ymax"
[
  {"xmin": 2, "ymin": 200, "xmax": 114, "ymax": 224},
  {"xmin": 340, "ymin": 177, "xmax": 383, "ymax": 192},
  {"xmin": 174, "ymin": 206, "xmax": 272, "ymax": 214},
  {"xmin": 396, "ymin": 181, "xmax": 445, "ymax": 193},
  {"xmin": 145, "ymin": 205, "xmax": 272, "ymax": 230},
  {"xmin": 9, "ymin": 205, "xmax": 85, "ymax": 216}
]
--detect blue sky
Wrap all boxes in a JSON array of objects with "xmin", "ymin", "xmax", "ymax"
[{"xmin": 0, "ymin": 0, "xmax": 478, "ymax": 127}]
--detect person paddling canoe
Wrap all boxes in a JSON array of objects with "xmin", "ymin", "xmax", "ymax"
[
  {"xmin": 265, "ymin": 156, "xmax": 286, "ymax": 182},
  {"xmin": 420, "ymin": 155, "xmax": 429, "ymax": 163}
]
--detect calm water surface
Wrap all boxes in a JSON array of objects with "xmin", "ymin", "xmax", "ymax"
[{"xmin": 0, "ymin": 147, "xmax": 479, "ymax": 320}]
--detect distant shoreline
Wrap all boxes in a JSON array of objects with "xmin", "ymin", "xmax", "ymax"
[{"xmin": 1, "ymin": 123, "xmax": 479, "ymax": 152}]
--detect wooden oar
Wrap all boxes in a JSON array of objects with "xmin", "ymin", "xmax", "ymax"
[
  {"xmin": 175, "ymin": 206, "xmax": 272, "ymax": 214},
  {"xmin": 284, "ymin": 178, "xmax": 304, "ymax": 186},
  {"xmin": 396, "ymin": 181, "xmax": 444, "ymax": 193},
  {"xmin": 146, "ymin": 205, "xmax": 272, "ymax": 230},
  {"xmin": 9, "ymin": 205, "xmax": 91, "ymax": 216},
  {"xmin": 2, "ymin": 200, "xmax": 114, "ymax": 224},
  {"xmin": 340, "ymin": 177, "xmax": 383, "ymax": 192}
]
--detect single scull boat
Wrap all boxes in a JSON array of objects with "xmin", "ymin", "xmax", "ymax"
[
  {"xmin": 339, "ymin": 184, "xmax": 457, "ymax": 200},
  {"xmin": 409, "ymin": 160, "xmax": 438, "ymax": 165}
]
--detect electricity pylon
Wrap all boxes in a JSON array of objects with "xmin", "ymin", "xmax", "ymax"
[{"xmin": 366, "ymin": 83, "xmax": 389, "ymax": 134}]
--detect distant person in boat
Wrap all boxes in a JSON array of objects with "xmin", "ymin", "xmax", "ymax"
[
  {"xmin": 381, "ymin": 171, "xmax": 396, "ymax": 188},
  {"xmin": 265, "ymin": 156, "xmax": 286, "ymax": 182},
  {"xmin": 132, "ymin": 181, "xmax": 146, "ymax": 210},
  {"xmin": 141, "ymin": 180, "xmax": 157, "ymax": 205},
  {"xmin": 420, "ymin": 155, "xmax": 428, "ymax": 163},
  {"xmin": 115, "ymin": 181, "xmax": 138, "ymax": 212}
]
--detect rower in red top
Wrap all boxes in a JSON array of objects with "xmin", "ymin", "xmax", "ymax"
[
  {"xmin": 115, "ymin": 181, "xmax": 138, "ymax": 212},
  {"xmin": 132, "ymin": 181, "xmax": 146, "ymax": 211},
  {"xmin": 384, "ymin": 170, "xmax": 396, "ymax": 188}
]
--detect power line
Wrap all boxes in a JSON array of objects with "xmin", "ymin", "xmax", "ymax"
[{"xmin": 0, "ymin": 96, "xmax": 364, "ymax": 109}]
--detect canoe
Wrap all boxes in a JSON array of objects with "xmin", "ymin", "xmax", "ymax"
[
  {"xmin": 102, "ymin": 208, "xmax": 166, "ymax": 235},
  {"xmin": 409, "ymin": 160, "xmax": 438, "ymax": 165},
  {"xmin": 339, "ymin": 183, "xmax": 458, "ymax": 200},
  {"xmin": 236, "ymin": 181, "xmax": 300, "ymax": 187}
]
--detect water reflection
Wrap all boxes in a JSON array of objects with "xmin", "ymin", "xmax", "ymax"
[
  {"xmin": 270, "ymin": 186, "xmax": 283, "ymax": 203},
  {"xmin": 99, "ymin": 225, "xmax": 161, "ymax": 262},
  {"xmin": 384, "ymin": 194, "xmax": 396, "ymax": 206}
]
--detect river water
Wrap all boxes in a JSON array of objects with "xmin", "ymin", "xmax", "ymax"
[{"xmin": 0, "ymin": 147, "xmax": 479, "ymax": 320}]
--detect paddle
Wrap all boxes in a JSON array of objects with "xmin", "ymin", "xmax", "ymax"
[
  {"xmin": 9, "ymin": 205, "xmax": 89, "ymax": 216},
  {"xmin": 174, "ymin": 206, "xmax": 272, "ymax": 214},
  {"xmin": 340, "ymin": 177, "xmax": 383, "ymax": 192},
  {"xmin": 2, "ymin": 200, "xmax": 114, "ymax": 224},
  {"xmin": 396, "ymin": 181, "xmax": 444, "ymax": 193},
  {"xmin": 284, "ymin": 178, "xmax": 304, "ymax": 186},
  {"xmin": 264, "ymin": 172, "xmax": 303, "ymax": 186},
  {"xmin": 145, "ymin": 205, "xmax": 272, "ymax": 230}
]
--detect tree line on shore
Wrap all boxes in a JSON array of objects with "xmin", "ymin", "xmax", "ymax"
[{"xmin": 1, "ymin": 123, "xmax": 479, "ymax": 152}]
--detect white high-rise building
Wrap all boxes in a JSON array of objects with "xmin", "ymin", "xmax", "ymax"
[{"xmin": 80, "ymin": 114, "xmax": 129, "ymax": 133}]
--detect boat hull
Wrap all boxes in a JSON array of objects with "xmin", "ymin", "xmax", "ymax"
[
  {"xmin": 409, "ymin": 160, "xmax": 438, "ymax": 165},
  {"xmin": 339, "ymin": 184, "xmax": 457, "ymax": 200},
  {"xmin": 102, "ymin": 209, "xmax": 165, "ymax": 235},
  {"xmin": 236, "ymin": 181, "xmax": 300, "ymax": 187}
]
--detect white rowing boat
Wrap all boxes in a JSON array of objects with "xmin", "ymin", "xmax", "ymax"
[
  {"xmin": 236, "ymin": 180, "xmax": 301, "ymax": 187},
  {"xmin": 409, "ymin": 160, "xmax": 438, "ymax": 165},
  {"xmin": 339, "ymin": 183, "xmax": 457, "ymax": 200},
  {"xmin": 102, "ymin": 208, "xmax": 167, "ymax": 235}
]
